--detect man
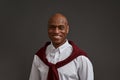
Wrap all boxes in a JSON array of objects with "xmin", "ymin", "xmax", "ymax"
[{"xmin": 29, "ymin": 13, "xmax": 94, "ymax": 80}]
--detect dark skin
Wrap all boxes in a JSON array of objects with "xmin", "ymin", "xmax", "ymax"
[{"xmin": 48, "ymin": 13, "xmax": 69, "ymax": 48}]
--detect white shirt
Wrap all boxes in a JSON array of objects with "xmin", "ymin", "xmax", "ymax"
[{"xmin": 29, "ymin": 40, "xmax": 94, "ymax": 80}]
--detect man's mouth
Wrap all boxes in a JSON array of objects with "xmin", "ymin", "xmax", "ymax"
[{"xmin": 52, "ymin": 35, "xmax": 61, "ymax": 39}]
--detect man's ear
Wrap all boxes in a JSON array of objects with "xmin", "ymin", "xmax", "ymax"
[{"xmin": 67, "ymin": 25, "xmax": 69, "ymax": 34}]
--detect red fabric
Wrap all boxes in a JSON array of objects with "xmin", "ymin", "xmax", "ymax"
[{"xmin": 36, "ymin": 41, "xmax": 87, "ymax": 80}]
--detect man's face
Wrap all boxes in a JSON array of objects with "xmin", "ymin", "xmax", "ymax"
[{"xmin": 48, "ymin": 16, "xmax": 69, "ymax": 48}]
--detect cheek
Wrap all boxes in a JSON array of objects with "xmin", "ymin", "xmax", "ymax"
[
  {"xmin": 48, "ymin": 30, "xmax": 53, "ymax": 34},
  {"xmin": 62, "ymin": 30, "xmax": 68, "ymax": 35}
]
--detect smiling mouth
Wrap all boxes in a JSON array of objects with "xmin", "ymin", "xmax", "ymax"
[{"xmin": 52, "ymin": 35, "xmax": 61, "ymax": 39}]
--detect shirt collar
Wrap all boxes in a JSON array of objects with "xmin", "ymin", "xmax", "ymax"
[{"xmin": 50, "ymin": 40, "xmax": 72, "ymax": 53}]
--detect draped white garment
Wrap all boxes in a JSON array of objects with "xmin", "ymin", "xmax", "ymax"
[{"xmin": 29, "ymin": 40, "xmax": 94, "ymax": 80}]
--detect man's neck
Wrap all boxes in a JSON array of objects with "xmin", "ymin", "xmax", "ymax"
[{"xmin": 52, "ymin": 39, "xmax": 67, "ymax": 48}]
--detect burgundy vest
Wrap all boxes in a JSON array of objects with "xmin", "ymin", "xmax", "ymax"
[{"xmin": 36, "ymin": 41, "xmax": 87, "ymax": 80}]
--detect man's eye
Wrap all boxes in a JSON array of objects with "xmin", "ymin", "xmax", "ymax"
[{"xmin": 59, "ymin": 25, "xmax": 65, "ymax": 30}]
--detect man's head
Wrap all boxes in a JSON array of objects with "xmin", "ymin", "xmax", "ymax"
[{"xmin": 48, "ymin": 13, "xmax": 69, "ymax": 48}]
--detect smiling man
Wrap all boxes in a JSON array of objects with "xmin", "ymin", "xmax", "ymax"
[
  {"xmin": 48, "ymin": 13, "xmax": 69, "ymax": 48},
  {"xmin": 29, "ymin": 13, "xmax": 94, "ymax": 80}
]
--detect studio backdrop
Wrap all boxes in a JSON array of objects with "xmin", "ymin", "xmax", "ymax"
[{"xmin": 0, "ymin": 0, "xmax": 120, "ymax": 80}]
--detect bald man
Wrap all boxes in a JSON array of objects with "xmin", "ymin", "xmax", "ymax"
[{"xmin": 29, "ymin": 13, "xmax": 94, "ymax": 80}]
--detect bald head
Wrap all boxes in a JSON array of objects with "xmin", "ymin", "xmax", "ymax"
[
  {"xmin": 48, "ymin": 13, "xmax": 69, "ymax": 48},
  {"xmin": 48, "ymin": 13, "xmax": 68, "ymax": 26}
]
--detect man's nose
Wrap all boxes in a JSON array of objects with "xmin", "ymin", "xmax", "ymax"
[{"xmin": 54, "ymin": 27, "xmax": 59, "ymax": 33}]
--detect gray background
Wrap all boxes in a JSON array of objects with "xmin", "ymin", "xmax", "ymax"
[{"xmin": 0, "ymin": 0, "xmax": 120, "ymax": 80}]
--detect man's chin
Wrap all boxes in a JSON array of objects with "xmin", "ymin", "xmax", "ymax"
[
  {"xmin": 52, "ymin": 40, "xmax": 62, "ymax": 44},
  {"xmin": 52, "ymin": 40, "xmax": 66, "ymax": 47}
]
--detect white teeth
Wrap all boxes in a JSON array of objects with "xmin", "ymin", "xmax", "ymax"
[{"xmin": 53, "ymin": 36, "xmax": 61, "ymax": 38}]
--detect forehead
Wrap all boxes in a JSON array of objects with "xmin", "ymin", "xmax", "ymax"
[{"xmin": 48, "ymin": 15, "xmax": 68, "ymax": 25}]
